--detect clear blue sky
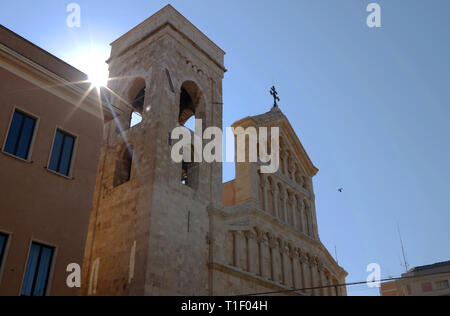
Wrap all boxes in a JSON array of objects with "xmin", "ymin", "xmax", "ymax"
[{"xmin": 2, "ymin": 0, "xmax": 450, "ymax": 296}]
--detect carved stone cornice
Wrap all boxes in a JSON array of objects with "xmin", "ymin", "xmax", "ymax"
[{"xmin": 309, "ymin": 255, "xmax": 318, "ymax": 266}]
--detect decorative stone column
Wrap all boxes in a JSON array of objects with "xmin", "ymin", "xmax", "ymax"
[
  {"xmin": 300, "ymin": 253, "xmax": 310, "ymax": 294},
  {"xmin": 268, "ymin": 237, "xmax": 278, "ymax": 282},
  {"xmin": 259, "ymin": 176, "xmax": 265, "ymax": 211},
  {"xmin": 290, "ymin": 194, "xmax": 297, "ymax": 229},
  {"xmin": 258, "ymin": 233, "xmax": 270, "ymax": 279},
  {"xmin": 272, "ymin": 184, "xmax": 279, "ymax": 219},
  {"xmin": 232, "ymin": 231, "xmax": 240, "ymax": 268},
  {"xmin": 309, "ymin": 256, "xmax": 320, "ymax": 296},
  {"xmin": 261, "ymin": 175, "xmax": 269, "ymax": 213},
  {"xmin": 299, "ymin": 199, "xmax": 307, "ymax": 234},
  {"xmin": 280, "ymin": 242, "xmax": 290, "ymax": 286},
  {"xmin": 310, "ymin": 199, "xmax": 319, "ymax": 240},
  {"xmin": 318, "ymin": 262, "xmax": 327, "ymax": 296},
  {"xmin": 281, "ymin": 151, "xmax": 288, "ymax": 176},
  {"xmin": 327, "ymin": 274, "xmax": 334, "ymax": 296},
  {"xmin": 291, "ymin": 248, "xmax": 300, "ymax": 289},
  {"xmin": 291, "ymin": 162, "xmax": 298, "ymax": 182},
  {"xmin": 304, "ymin": 200, "xmax": 313, "ymax": 237},
  {"xmin": 281, "ymin": 188, "xmax": 288, "ymax": 223},
  {"xmin": 245, "ymin": 231, "xmax": 256, "ymax": 274}
]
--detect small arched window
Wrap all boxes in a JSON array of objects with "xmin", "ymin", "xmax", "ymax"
[
  {"xmin": 114, "ymin": 147, "xmax": 133, "ymax": 187},
  {"xmin": 130, "ymin": 111, "xmax": 142, "ymax": 128},
  {"xmin": 179, "ymin": 87, "xmax": 195, "ymax": 126},
  {"xmin": 132, "ymin": 87, "xmax": 145, "ymax": 113},
  {"xmin": 128, "ymin": 79, "xmax": 146, "ymax": 128},
  {"xmin": 179, "ymin": 82, "xmax": 202, "ymax": 190}
]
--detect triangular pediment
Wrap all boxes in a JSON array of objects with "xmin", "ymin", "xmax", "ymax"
[{"xmin": 232, "ymin": 107, "xmax": 318, "ymax": 177}]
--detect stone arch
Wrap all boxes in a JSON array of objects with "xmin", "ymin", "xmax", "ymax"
[
  {"xmin": 178, "ymin": 80, "xmax": 206, "ymax": 189},
  {"xmin": 127, "ymin": 77, "xmax": 146, "ymax": 127},
  {"xmin": 178, "ymin": 80, "xmax": 206, "ymax": 127}
]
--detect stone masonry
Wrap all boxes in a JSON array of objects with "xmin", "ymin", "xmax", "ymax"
[{"xmin": 81, "ymin": 5, "xmax": 347, "ymax": 296}]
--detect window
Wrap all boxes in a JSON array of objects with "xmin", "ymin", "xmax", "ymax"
[
  {"xmin": 178, "ymin": 82, "xmax": 202, "ymax": 190},
  {"xmin": 3, "ymin": 110, "xmax": 37, "ymax": 160},
  {"xmin": 435, "ymin": 280, "xmax": 449, "ymax": 290},
  {"xmin": 0, "ymin": 233, "xmax": 8, "ymax": 269},
  {"xmin": 130, "ymin": 111, "xmax": 142, "ymax": 128},
  {"xmin": 132, "ymin": 87, "xmax": 145, "ymax": 113},
  {"xmin": 48, "ymin": 130, "xmax": 76, "ymax": 176},
  {"xmin": 21, "ymin": 243, "xmax": 54, "ymax": 296},
  {"xmin": 129, "ymin": 86, "xmax": 145, "ymax": 128}
]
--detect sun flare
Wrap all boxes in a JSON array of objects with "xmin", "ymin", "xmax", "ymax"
[
  {"xmin": 69, "ymin": 50, "xmax": 109, "ymax": 87},
  {"xmin": 86, "ymin": 59, "xmax": 109, "ymax": 87}
]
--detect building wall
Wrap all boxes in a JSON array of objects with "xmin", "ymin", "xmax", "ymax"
[
  {"xmin": 398, "ymin": 270, "xmax": 450, "ymax": 296},
  {"xmin": 223, "ymin": 181, "xmax": 236, "ymax": 207},
  {"xmin": 0, "ymin": 67, "xmax": 104, "ymax": 295},
  {"xmin": 380, "ymin": 281, "xmax": 399, "ymax": 296}
]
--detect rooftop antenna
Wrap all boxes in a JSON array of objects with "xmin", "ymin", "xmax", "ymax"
[
  {"xmin": 334, "ymin": 245, "xmax": 339, "ymax": 264},
  {"xmin": 397, "ymin": 223, "xmax": 410, "ymax": 273}
]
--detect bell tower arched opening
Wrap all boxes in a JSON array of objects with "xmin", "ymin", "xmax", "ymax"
[{"xmin": 129, "ymin": 78, "xmax": 146, "ymax": 128}]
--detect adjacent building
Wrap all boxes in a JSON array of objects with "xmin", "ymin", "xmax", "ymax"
[
  {"xmin": 0, "ymin": 25, "xmax": 111, "ymax": 295},
  {"xmin": 381, "ymin": 261, "xmax": 450, "ymax": 296}
]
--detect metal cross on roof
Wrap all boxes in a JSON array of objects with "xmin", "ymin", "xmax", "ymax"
[{"xmin": 270, "ymin": 86, "xmax": 280, "ymax": 108}]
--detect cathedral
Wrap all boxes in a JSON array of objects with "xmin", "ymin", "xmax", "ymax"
[{"xmin": 80, "ymin": 5, "xmax": 347, "ymax": 296}]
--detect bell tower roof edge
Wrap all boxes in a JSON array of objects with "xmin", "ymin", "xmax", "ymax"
[{"xmin": 108, "ymin": 4, "xmax": 226, "ymax": 72}]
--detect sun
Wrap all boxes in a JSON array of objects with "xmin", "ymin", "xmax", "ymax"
[
  {"xmin": 86, "ymin": 58, "xmax": 109, "ymax": 87},
  {"xmin": 88, "ymin": 66, "xmax": 109, "ymax": 88}
]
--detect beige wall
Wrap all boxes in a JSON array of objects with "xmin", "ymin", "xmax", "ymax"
[
  {"xmin": 380, "ymin": 281, "xmax": 399, "ymax": 296},
  {"xmin": 397, "ymin": 270, "xmax": 450, "ymax": 296},
  {"xmin": 0, "ymin": 64, "xmax": 104, "ymax": 295}
]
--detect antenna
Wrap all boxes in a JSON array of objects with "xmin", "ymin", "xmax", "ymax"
[
  {"xmin": 334, "ymin": 245, "xmax": 339, "ymax": 264},
  {"xmin": 397, "ymin": 223, "xmax": 409, "ymax": 272}
]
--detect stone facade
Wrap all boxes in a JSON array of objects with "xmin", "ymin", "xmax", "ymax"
[
  {"xmin": 81, "ymin": 5, "xmax": 347, "ymax": 296},
  {"xmin": 215, "ymin": 107, "xmax": 347, "ymax": 296}
]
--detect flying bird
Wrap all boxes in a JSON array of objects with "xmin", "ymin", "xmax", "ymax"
[{"xmin": 338, "ymin": 188, "xmax": 343, "ymax": 193}]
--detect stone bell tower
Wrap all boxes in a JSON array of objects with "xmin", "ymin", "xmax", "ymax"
[{"xmin": 81, "ymin": 5, "xmax": 226, "ymax": 295}]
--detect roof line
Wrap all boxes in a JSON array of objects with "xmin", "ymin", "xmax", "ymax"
[
  {"xmin": 0, "ymin": 24, "xmax": 87, "ymax": 80},
  {"xmin": 110, "ymin": 4, "xmax": 225, "ymax": 54}
]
